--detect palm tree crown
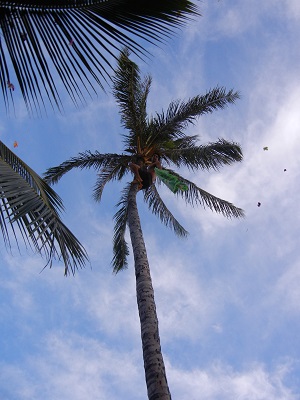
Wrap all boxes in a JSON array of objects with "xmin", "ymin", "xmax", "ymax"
[
  {"xmin": 44, "ymin": 49, "xmax": 244, "ymax": 274},
  {"xmin": 0, "ymin": 0, "xmax": 199, "ymax": 114}
]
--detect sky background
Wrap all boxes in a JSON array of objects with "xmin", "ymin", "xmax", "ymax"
[{"xmin": 1, "ymin": 0, "xmax": 300, "ymax": 399}]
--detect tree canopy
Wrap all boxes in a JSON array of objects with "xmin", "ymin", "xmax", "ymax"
[{"xmin": 44, "ymin": 50, "xmax": 244, "ymax": 274}]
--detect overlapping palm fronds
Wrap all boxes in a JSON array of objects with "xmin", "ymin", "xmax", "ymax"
[
  {"xmin": 0, "ymin": 0, "xmax": 199, "ymax": 113},
  {"xmin": 0, "ymin": 140, "xmax": 88, "ymax": 274}
]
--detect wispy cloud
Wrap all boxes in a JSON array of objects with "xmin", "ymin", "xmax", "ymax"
[
  {"xmin": 0, "ymin": 332, "xmax": 145, "ymax": 400},
  {"xmin": 168, "ymin": 360, "xmax": 298, "ymax": 400}
]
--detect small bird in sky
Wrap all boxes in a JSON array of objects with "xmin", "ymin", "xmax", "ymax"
[{"xmin": 7, "ymin": 81, "xmax": 14, "ymax": 91}]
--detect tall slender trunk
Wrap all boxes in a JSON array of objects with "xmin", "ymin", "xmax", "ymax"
[{"xmin": 127, "ymin": 184, "xmax": 171, "ymax": 400}]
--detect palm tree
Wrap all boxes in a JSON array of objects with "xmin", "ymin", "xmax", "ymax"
[
  {"xmin": 0, "ymin": 0, "xmax": 199, "ymax": 114},
  {"xmin": 44, "ymin": 49, "xmax": 244, "ymax": 399},
  {"xmin": 0, "ymin": 140, "xmax": 88, "ymax": 274}
]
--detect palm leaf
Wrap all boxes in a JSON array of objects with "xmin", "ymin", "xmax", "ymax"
[
  {"xmin": 93, "ymin": 162, "xmax": 130, "ymax": 202},
  {"xmin": 44, "ymin": 151, "xmax": 130, "ymax": 185},
  {"xmin": 157, "ymin": 168, "xmax": 245, "ymax": 219},
  {"xmin": 112, "ymin": 48, "xmax": 151, "ymax": 145},
  {"xmin": 148, "ymin": 88, "xmax": 240, "ymax": 145},
  {"xmin": 164, "ymin": 139, "xmax": 243, "ymax": 171},
  {"xmin": 112, "ymin": 182, "xmax": 131, "ymax": 273},
  {"xmin": 0, "ymin": 1, "xmax": 199, "ymax": 113},
  {"xmin": 143, "ymin": 184, "xmax": 188, "ymax": 237},
  {"xmin": 0, "ymin": 141, "xmax": 88, "ymax": 274}
]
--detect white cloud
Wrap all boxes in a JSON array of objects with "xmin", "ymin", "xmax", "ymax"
[
  {"xmin": 168, "ymin": 360, "xmax": 298, "ymax": 400},
  {"xmin": 148, "ymin": 249, "xmax": 224, "ymax": 340},
  {"xmin": 0, "ymin": 332, "xmax": 145, "ymax": 400},
  {"xmin": 283, "ymin": 0, "xmax": 300, "ymax": 19},
  {"xmin": 1, "ymin": 333, "xmax": 297, "ymax": 400},
  {"xmin": 268, "ymin": 261, "xmax": 300, "ymax": 314},
  {"xmin": 79, "ymin": 266, "xmax": 141, "ymax": 338}
]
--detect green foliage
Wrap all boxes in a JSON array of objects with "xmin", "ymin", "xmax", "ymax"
[
  {"xmin": 143, "ymin": 185, "xmax": 188, "ymax": 238},
  {"xmin": 164, "ymin": 138, "xmax": 243, "ymax": 171},
  {"xmin": 0, "ymin": 1, "xmax": 199, "ymax": 113},
  {"xmin": 112, "ymin": 183, "xmax": 131, "ymax": 273},
  {"xmin": 0, "ymin": 141, "xmax": 88, "ymax": 274}
]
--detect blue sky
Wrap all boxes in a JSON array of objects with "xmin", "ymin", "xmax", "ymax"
[{"xmin": 1, "ymin": 1, "xmax": 300, "ymax": 399}]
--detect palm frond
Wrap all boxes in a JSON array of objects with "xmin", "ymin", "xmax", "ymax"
[
  {"xmin": 0, "ymin": 1, "xmax": 199, "ymax": 113},
  {"xmin": 112, "ymin": 48, "xmax": 151, "ymax": 146},
  {"xmin": 143, "ymin": 185, "xmax": 188, "ymax": 237},
  {"xmin": 0, "ymin": 141, "xmax": 88, "ymax": 274},
  {"xmin": 112, "ymin": 182, "xmax": 131, "ymax": 273},
  {"xmin": 1, "ymin": 141, "xmax": 63, "ymax": 211},
  {"xmin": 44, "ymin": 151, "xmax": 130, "ymax": 185},
  {"xmin": 93, "ymin": 161, "xmax": 130, "ymax": 202},
  {"xmin": 164, "ymin": 139, "xmax": 243, "ymax": 171},
  {"xmin": 159, "ymin": 168, "xmax": 245, "ymax": 219},
  {"xmin": 149, "ymin": 87, "xmax": 240, "ymax": 144}
]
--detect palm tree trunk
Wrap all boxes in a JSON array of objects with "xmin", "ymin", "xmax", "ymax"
[{"xmin": 127, "ymin": 183, "xmax": 171, "ymax": 400}]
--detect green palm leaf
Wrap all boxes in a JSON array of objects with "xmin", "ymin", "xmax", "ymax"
[
  {"xmin": 158, "ymin": 167, "xmax": 245, "ymax": 219},
  {"xmin": 143, "ymin": 185, "xmax": 188, "ymax": 237},
  {"xmin": 0, "ymin": 141, "xmax": 88, "ymax": 274},
  {"xmin": 113, "ymin": 48, "xmax": 151, "ymax": 143},
  {"xmin": 148, "ymin": 88, "xmax": 240, "ymax": 145},
  {"xmin": 0, "ymin": 1, "xmax": 199, "ymax": 113},
  {"xmin": 112, "ymin": 182, "xmax": 131, "ymax": 273},
  {"xmin": 164, "ymin": 138, "xmax": 243, "ymax": 171},
  {"xmin": 44, "ymin": 151, "xmax": 130, "ymax": 185},
  {"xmin": 93, "ymin": 161, "xmax": 130, "ymax": 202}
]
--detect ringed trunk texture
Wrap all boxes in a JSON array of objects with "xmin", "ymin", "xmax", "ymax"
[{"xmin": 127, "ymin": 184, "xmax": 171, "ymax": 400}]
